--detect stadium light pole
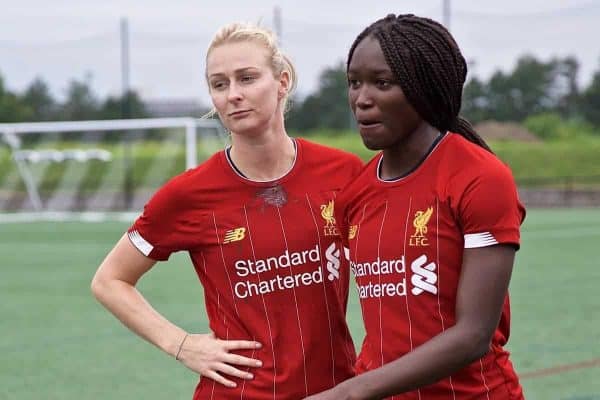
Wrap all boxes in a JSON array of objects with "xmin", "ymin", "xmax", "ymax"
[
  {"xmin": 443, "ymin": 0, "xmax": 451, "ymax": 31},
  {"xmin": 273, "ymin": 6, "xmax": 282, "ymax": 44},
  {"xmin": 120, "ymin": 17, "xmax": 130, "ymax": 112},
  {"xmin": 120, "ymin": 17, "xmax": 134, "ymax": 209}
]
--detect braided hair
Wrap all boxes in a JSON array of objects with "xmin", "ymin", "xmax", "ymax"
[{"xmin": 347, "ymin": 13, "xmax": 492, "ymax": 152}]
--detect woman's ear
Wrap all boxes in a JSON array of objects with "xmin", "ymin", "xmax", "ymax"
[{"xmin": 278, "ymin": 70, "xmax": 290, "ymax": 99}]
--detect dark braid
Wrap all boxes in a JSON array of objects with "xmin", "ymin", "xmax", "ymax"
[{"xmin": 347, "ymin": 13, "xmax": 492, "ymax": 152}]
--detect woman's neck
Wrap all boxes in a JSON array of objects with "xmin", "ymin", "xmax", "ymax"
[
  {"xmin": 229, "ymin": 122, "xmax": 296, "ymax": 182},
  {"xmin": 380, "ymin": 123, "xmax": 441, "ymax": 180}
]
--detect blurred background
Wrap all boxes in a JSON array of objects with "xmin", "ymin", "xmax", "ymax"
[{"xmin": 1, "ymin": 1, "xmax": 599, "ymax": 399}]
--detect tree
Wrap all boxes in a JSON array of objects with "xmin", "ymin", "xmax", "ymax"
[
  {"xmin": 580, "ymin": 65, "xmax": 600, "ymax": 127},
  {"xmin": 60, "ymin": 73, "xmax": 100, "ymax": 120},
  {"xmin": 462, "ymin": 77, "xmax": 490, "ymax": 123},
  {"xmin": 490, "ymin": 55, "xmax": 556, "ymax": 121},
  {"xmin": 99, "ymin": 90, "xmax": 148, "ymax": 119},
  {"xmin": 21, "ymin": 77, "xmax": 57, "ymax": 121},
  {"xmin": 286, "ymin": 62, "xmax": 352, "ymax": 132},
  {"xmin": 462, "ymin": 55, "xmax": 582, "ymax": 123},
  {"xmin": 0, "ymin": 73, "xmax": 33, "ymax": 122},
  {"xmin": 552, "ymin": 56, "xmax": 580, "ymax": 118}
]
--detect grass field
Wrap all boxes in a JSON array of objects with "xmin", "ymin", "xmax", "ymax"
[{"xmin": 1, "ymin": 209, "xmax": 599, "ymax": 399}]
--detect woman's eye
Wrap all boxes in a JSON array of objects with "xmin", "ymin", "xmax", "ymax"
[
  {"xmin": 211, "ymin": 81, "xmax": 227, "ymax": 90},
  {"xmin": 241, "ymin": 75, "xmax": 256, "ymax": 83},
  {"xmin": 376, "ymin": 79, "xmax": 391, "ymax": 88},
  {"xmin": 347, "ymin": 79, "xmax": 360, "ymax": 89}
]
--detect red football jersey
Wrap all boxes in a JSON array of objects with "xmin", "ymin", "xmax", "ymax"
[
  {"xmin": 128, "ymin": 138, "xmax": 361, "ymax": 399},
  {"xmin": 337, "ymin": 133, "xmax": 526, "ymax": 400}
]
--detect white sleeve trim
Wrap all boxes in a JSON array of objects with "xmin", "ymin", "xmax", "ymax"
[
  {"xmin": 464, "ymin": 232, "xmax": 498, "ymax": 248},
  {"xmin": 128, "ymin": 230, "xmax": 154, "ymax": 256}
]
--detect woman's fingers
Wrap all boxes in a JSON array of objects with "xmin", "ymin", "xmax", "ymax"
[
  {"xmin": 214, "ymin": 361, "xmax": 255, "ymax": 380},
  {"xmin": 201, "ymin": 369, "xmax": 238, "ymax": 388},
  {"xmin": 179, "ymin": 334, "xmax": 263, "ymax": 387},
  {"xmin": 222, "ymin": 352, "xmax": 263, "ymax": 368},
  {"xmin": 220, "ymin": 339, "xmax": 262, "ymax": 351}
]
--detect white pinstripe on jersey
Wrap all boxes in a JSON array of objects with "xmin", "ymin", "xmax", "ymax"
[
  {"xmin": 242, "ymin": 206, "xmax": 277, "ymax": 400},
  {"xmin": 239, "ymin": 335, "xmax": 257, "ymax": 400},
  {"xmin": 479, "ymin": 359, "xmax": 491, "ymax": 400},
  {"xmin": 305, "ymin": 194, "xmax": 338, "ymax": 386},
  {"xmin": 353, "ymin": 204, "xmax": 371, "ymax": 370},
  {"xmin": 376, "ymin": 200, "xmax": 388, "ymax": 366},
  {"xmin": 434, "ymin": 198, "xmax": 457, "ymax": 400},
  {"xmin": 200, "ymin": 251, "xmax": 207, "ymax": 273},
  {"xmin": 209, "ymin": 291, "xmax": 223, "ymax": 400},
  {"xmin": 276, "ymin": 206, "xmax": 309, "ymax": 396},
  {"xmin": 402, "ymin": 197, "xmax": 421, "ymax": 400}
]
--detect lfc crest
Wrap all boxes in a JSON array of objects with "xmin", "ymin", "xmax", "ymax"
[
  {"xmin": 320, "ymin": 200, "xmax": 339, "ymax": 236},
  {"xmin": 409, "ymin": 207, "xmax": 433, "ymax": 247}
]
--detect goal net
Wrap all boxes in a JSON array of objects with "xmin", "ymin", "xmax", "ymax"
[{"xmin": 0, "ymin": 118, "xmax": 226, "ymax": 222}]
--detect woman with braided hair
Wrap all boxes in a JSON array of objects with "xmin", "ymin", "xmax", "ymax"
[{"xmin": 305, "ymin": 13, "xmax": 525, "ymax": 400}]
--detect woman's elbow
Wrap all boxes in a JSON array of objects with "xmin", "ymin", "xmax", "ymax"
[
  {"xmin": 460, "ymin": 326, "xmax": 494, "ymax": 362},
  {"xmin": 90, "ymin": 270, "xmax": 110, "ymax": 302}
]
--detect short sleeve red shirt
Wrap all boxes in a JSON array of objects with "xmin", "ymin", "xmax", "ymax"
[
  {"xmin": 128, "ymin": 138, "xmax": 362, "ymax": 399},
  {"xmin": 337, "ymin": 133, "xmax": 525, "ymax": 400}
]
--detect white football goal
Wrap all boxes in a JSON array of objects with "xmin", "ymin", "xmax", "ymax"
[{"xmin": 0, "ymin": 117, "xmax": 226, "ymax": 222}]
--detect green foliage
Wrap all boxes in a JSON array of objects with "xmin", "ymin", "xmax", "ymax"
[
  {"xmin": 481, "ymin": 137, "xmax": 600, "ymax": 181},
  {"xmin": 60, "ymin": 75, "xmax": 100, "ymax": 120},
  {"xmin": 524, "ymin": 113, "xmax": 597, "ymax": 140},
  {"xmin": 0, "ymin": 70, "xmax": 148, "ymax": 122},
  {"xmin": 462, "ymin": 55, "xmax": 582, "ymax": 124},
  {"xmin": 0, "ymin": 73, "xmax": 33, "ymax": 122},
  {"xmin": 462, "ymin": 77, "xmax": 489, "ymax": 123},
  {"xmin": 300, "ymin": 132, "xmax": 375, "ymax": 161},
  {"xmin": 580, "ymin": 68, "xmax": 600, "ymax": 126},
  {"xmin": 286, "ymin": 62, "xmax": 353, "ymax": 132},
  {"xmin": 99, "ymin": 90, "xmax": 148, "ymax": 120},
  {"xmin": 21, "ymin": 78, "xmax": 57, "ymax": 121}
]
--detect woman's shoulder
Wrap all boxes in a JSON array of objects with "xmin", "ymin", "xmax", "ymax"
[{"xmin": 442, "ymin": 133, "xmax": 513, "ymax": 177}]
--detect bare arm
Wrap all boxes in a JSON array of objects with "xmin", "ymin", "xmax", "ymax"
[
  {"xmin": 305, "ymin": 244, "xmax": 516, "ymax": 400},
  {"xmin": 91, "ymin": 234, "xmax": 262, "ymax": 387}
]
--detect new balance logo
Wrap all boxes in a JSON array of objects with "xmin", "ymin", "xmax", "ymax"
[
  {"xmin": 325, "ymin": 242, "xmax": 341, "ymax": 281},
  {"xmin": 411, "ymin": 254, "xmax": 437, "ymax": 295},
  {"xmin": 348, "ymin": 225, "xmax": 358, "ymax": 240},
  {"xmin": 223, "ymin": 227, "xmax": 246, "ymax": 244}
]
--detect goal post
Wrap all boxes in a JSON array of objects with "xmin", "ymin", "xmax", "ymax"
[{"xmin": 0, "ymin": 117, "xmax": 226, "ymax": 221}]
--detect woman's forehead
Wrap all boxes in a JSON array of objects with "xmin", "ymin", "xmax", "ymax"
[
  {"xmin": 207, "ymin": 41, "xmax": 270, "ymax": 76},
  {"xmin": 348, "ymin": 36, "xmax": 391, "ymax": 73}
]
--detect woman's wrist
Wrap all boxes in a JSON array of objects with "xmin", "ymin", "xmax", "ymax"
[
  {"xmin": 156, "ymin": 327, "xmax": 189, "ymax": 358},
  {"xmin": 175, "ymin": 332, "xmax": 190, "ymax": 361}
]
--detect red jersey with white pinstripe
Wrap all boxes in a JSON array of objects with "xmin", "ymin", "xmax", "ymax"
[
  {"xmin": 128, "ymin": 138, "xmax": 360, "ymax": 399},
  {"xmin": 337, "ymin": 133, "xmax": 525, "ymax": 400}
]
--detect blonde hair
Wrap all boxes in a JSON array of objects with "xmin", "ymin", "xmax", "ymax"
[{"xmin": 205, "ymin": 22, "xmax": 297, "ymax": 113}]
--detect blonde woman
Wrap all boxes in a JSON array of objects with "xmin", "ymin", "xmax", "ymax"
[{"xmin": 92, "ymin": 22, "xmax": 362, "ymax": 399}]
